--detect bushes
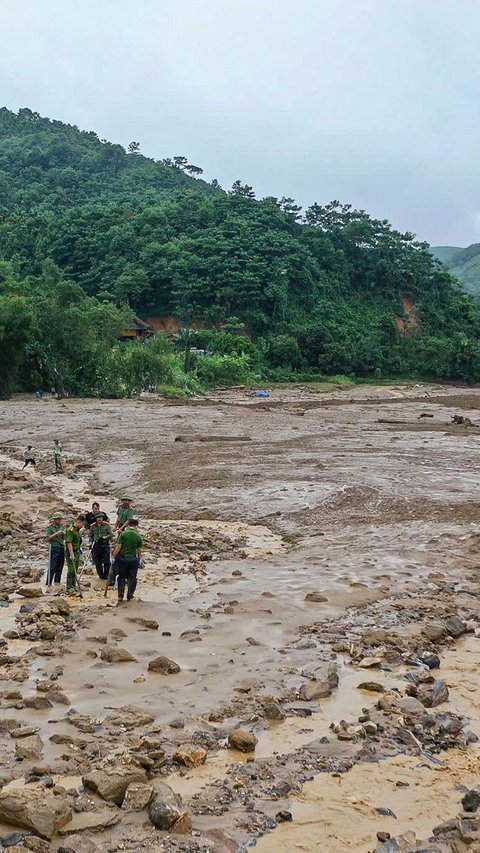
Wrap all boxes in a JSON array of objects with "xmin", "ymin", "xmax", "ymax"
[{"xmin": 194, "ymin": 352, "xmax": 259, "ymax": 387}]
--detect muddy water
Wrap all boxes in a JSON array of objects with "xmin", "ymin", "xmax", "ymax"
[
  {"xmin": 1, "ymin": 386, "xmax": 480, "ymax": 850},
  {"xmin": 257, "ymin": 635, "xmax": 480, "ymax": 853}
]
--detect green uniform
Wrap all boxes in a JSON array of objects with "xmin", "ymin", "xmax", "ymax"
[
  {"xmin": 45, "ymin": 522, "xmax": 64, "ymax": 547},
  {"xmin": 91, "ymin": 523, "xmax": 113, "ymax": 543},
  {"xmin": 116, "ymin": 506, "xmax": 133, "ymax": 528},
  {"xmin": 54, "ymin": 443, "xmax": 63, "ymax": 470},
  {"xmin": 65, "ymin": 524, "xmax": 81, "ymax": 590},
  {"xmin": 117, "ymin": 528, "xmax": 142, "ymax": 556}
]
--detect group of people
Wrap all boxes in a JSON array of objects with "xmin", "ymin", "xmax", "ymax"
[
  {"xmin": 45, "ymin": 494, "xmax": 143, "ymax": 603},
  {"xmin": 23, "ymin": 439, "xmax": 64, "ymax": 472}
]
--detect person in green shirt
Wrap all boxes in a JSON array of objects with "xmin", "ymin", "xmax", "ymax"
[
  {"xmin": 114, "ymin": 494, "xmax": 134, "ymax": 532},
  {"xmin": 53, "ymin": 439, "xmax": 63, "ymax": 472},
  {"xmin": 91, "ymin": 513, "xmax": 113, "ymax": 581},
  {"xmin": 45, "ymin": 511, "xmax": 65, "ymax": 588},
  {"xmin": 65, "ymin": 514, "xmax": 86, "ymax": 592},
  {"xmin": 112, "ymin": 517, "xmax": 143, "ymax": 603}
]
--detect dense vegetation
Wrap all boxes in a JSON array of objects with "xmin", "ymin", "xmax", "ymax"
[
  {"xmin": 1, "ymin": 106, "xmax": 480, "ymax": 397},
  {"xmin": 432, "ymin": 244, "xmax": 480, "ymax": 302}
]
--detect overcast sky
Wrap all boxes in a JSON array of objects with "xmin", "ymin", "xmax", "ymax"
[{"xmin": 1, "ymin": 0, "xmax": 479, "ymax": 245}]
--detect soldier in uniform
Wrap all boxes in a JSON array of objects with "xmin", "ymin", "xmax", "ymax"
[{"xmin": 45, "ymin": 511, "xmax": 65, "ymax": 590}]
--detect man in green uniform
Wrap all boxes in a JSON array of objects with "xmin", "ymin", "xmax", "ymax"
[
  {"xmin": 112, "ymin": 517, "xmax": 143, "ymax": 603},
  {"xmin": 114, "ymin": 494, "xmax": 134, "ymax": 532},
  {"xmin": 91, "ymin": 513, "xmax": 113, "ymax": 581},
  {"xmin": 45, "ymin": 511, "xmax": 65, "ymax": 589},
  {"xmin": 65, "ymin": 515, "xmax": 86, "ymax": 593},
  {"xmin": 53, "ymin": 439, "xmax": 63, "ymax": 471}
]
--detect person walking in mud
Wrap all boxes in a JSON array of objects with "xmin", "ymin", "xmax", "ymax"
[
  {"xmin": 22, "ymin": 445, "xmax": 36, "ymax": 470},
  {"xmin": 112, "ymin": 517, "xmax": 143, "ymax": 603},
  {"xmin": 65, "ymin": 514, "xmax": 86, "ymax": 593},
  {"xmin": 45, "ymin": 511, "xmax": 65, "ymax": 590},
  {"xmin": 114, "ymin": 494, "xmax": 134, "ymax": 531},
  {"xmin": 91, "ymin": 512, "xmax": 113, "ymax": 582},
  {"xmin": 53, "ymin": 439, "xmax": 63, "ymax": 472}
]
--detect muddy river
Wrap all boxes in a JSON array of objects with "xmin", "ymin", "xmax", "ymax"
[{"xmin": 0, "ymin": 383, "xmax": 479, "ymax": 852}]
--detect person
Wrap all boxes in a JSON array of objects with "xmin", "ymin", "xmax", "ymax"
[
  {"xmin": 114, "ymin": 494, "xmax": 134, "ymax": 531},
  {"xmin": 53, "ymin": 439, "xmax": 63, "ymax": 471},
  {"xmin": 85, "ymin": 501, "xmax": 109, "ymax": 531},
  {"xmin": 65, "ymin": 514, "xmax": 86, "ymax": 593},
  {"xmin": 112, "ymin": 517, "xmax": 142, "ymax": 603},
  {"xmin": 45, "ymin": 511, "xmax": 65, "ymax": 590},
  {"xmin": 22, "ymin": 445, "xmax": 36, "ymax": 470},
  {"xmin": 91, "ymin": 512, "xmax": 113, "ymax": 581}
]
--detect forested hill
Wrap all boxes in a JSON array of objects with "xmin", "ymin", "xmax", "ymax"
[
  {"xmin": 432, "ymin": 244, "xmax": 480, "ymax": 303},
  {"xmin": 1, "ymin": 106, "xmax": 480, "ymax": 396}
]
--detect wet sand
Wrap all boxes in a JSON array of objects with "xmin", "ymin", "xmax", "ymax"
[{"xmin": 0, "ymin": 383, "xmax": 479, "ymax": 851}]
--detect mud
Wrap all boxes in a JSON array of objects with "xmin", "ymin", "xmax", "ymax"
[{"xmin": 0, "ymin": 383, "xmax": 479, "ymax": 852}]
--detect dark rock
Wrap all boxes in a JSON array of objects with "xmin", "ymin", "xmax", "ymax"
[
  {"xmin": 445, "ymin": 616, "xmax": 467, "ymax": 638},
  {"xmin": 204, "ymin": 828, "xmax": 242, "ymax": 852},
  {"xmin": 148, "ymin": 783, "xmax": 189, "ymax": 831},
  {"xmin": 358, "ymin": 681, "xmax": 385, "ymax": 693},
  {"xmin": 263, "ymin": 702, "xmax": 286, "ymax": 721},
  {"xmin": 376, "ymin": 833, "xmax": 391, "ymax": 843},
  {"xmin": 419, "ymin": 651, "xmax": 440, "ymax": 669},
  {"xmin": 417, "ymin": 679, "xmax": 449, "ymax": 708},
  {"xmin": 1, "ymin": 834, "xmax": 25, "ymax": 848},
  {"xmin": 462, "ymin": 789, "xmax": 480, "ymax": 813},
  {"xmin": 276, "ymin": 810, "xmax": 293, "ymax": 822}
]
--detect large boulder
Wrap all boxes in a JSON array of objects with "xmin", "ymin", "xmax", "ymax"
[
  {"xmin": 15, "ymin": 734, "xmax": 44, "ymax": 760},
  {"xmin": 121, "ymin": 783, "xmax": 154, "ymax": 811},
  {"xmin": 148, "ymin": 783, "xmax": 191, "ymax": 832},
  {"xmin": 173, "ymin": 745, "xmax": 207, "ymax": 768},
  {"xmin": 298, "ymin": 681, "xmax": 331, "ymax": 701},
  {"xmin": 58, "ymin": 837, "xmax": 101, "ymax": 853},
  {"xmin": 82, "ymin": 765, "xmax": 147, "ymax": 805},
  {"xmin": 416, "ymin": 679, "xmax": 449, "ymax": 708},
  {"xmin": 148, "ymin": 655, "xmax": 181, "ymax": 674},
  {"xmin": 0, "ymin": 788, "xmax": 72, "ymax": 839}
]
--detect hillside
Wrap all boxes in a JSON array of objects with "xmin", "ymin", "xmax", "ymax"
[
  {"xmin": 1, "ymin": 107, "xmax": 480, "ymax": 396},
  {"xmin": 431, "ymin": 243, "xmax": 480, "ymax": 302},
  {"xmin": 430, "ymin": 246, "xmax": 464, "ymax": 263}
]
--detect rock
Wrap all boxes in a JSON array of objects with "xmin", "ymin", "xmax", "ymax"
[
  {"xmin": 422, "ymin": 622, "xmax": 446, "ymax": 642},
  {"xmin": 0, "ymin": 834, "xmax": 25, "ymax": 848},
  {"xmin": 263, "ymin": 702, "xmax": 286, "ymax": 721},
  {"xmin": 379, "ymin": 695, "xmax": 425, "ymax": 716},
  {"xmin": 100, "ymin": 646, "xmax": 136, "ymax": 663},
  {"xmin": 364, "ymin": 721, "xmax": 378, "ymax": 735},
  {"xmin": 377, "ymin": 833, "xmax": 391, "ymax": 843},
  {"xmin": 82, "ymin": 765, "xmax": 147, "ymax": 805},
  {"xmin": 445, "ymin": 616, "xmax": 468, "ymax": 638},
  {"xmin": 109, "ymin": 628, "xmax": 128, "ymax": 640},
  {"xmin": 121, "ymin": 783, "xmax": 154, "ymax": 811},
  {"xmin": 17, "ymin": 587, "xmax": 43, "ymax": 599},
  {"xmin": 15, "ymin": 735, "xmax": 44, "ymax": 760},
  {"xmin": 358, "ymin": 681, "xmax": 385, "ymax": 693},
  {"xmin": 298, "ymin": 681, "xmax": 331, "ymax": 701},
  {"xmin": 24, "ymin": 696, "xmax": 52, "ymax": 710},
  {"xmin": 304, "ymin": 592, "xmax": 328, "ymax": 602},
  {"xmin": 58, "ymin": 836, "xmax": 100, "ymax": 853},
  {"xmin": 24, "ymin": 838, "xmax": 49, "ymax": 853},
  {"xmin": 416, "ymin": 679, "xmax": 449, "ymax": 708},
  {"xmin": 227, "ymin": 729, "xmax": 257, "ymax": 752},
  {"xmin": 170, "ymin": 813, "xmax": 193, "ymax": 834},
  {"xmin": 148, "ymin": 783, "xmax": 190, "ymax": 831},
  {"xmin": 462, "ymin": 789, "xmax": 480, "ymax": 813},
  {"xmin": 0, "ymin": 789, "xmax": 72, "ymax": 839},
  {"xmin": 128, "ymin": 617, "xmax": 159, "ymax": 630},
  {"xmin": 103, "ymin": 705, "xmax": 155, "ymax": 729},
  {"xmin": 204, "ymin": 828, "xmax": 242, "ymax": 852},
  {"xmin": 419, "ymin": 651, "xmax": 440, "ymax": 669},
  {"xmin": 148, "ymin": 655, "xmax": 181, "ymax": 674},
  {"xmin": 359, "ymin": 657, "xmax": 382, "ymax": 668},
  {"xmin": 173, "ymin": 745, "xmax": 207, "ymax": 767}
]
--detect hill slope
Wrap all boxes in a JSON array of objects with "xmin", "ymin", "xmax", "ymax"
[
  {"xmin": 431, "ymin": 243, "xmax": 480, "ymax": 301},
  {"xmin": 430, "ymin": 246, "xmax": 464, "ymax": 263},
  {"xmin": 1, "ymin": 107, "xmax": 480, "ymax": 392}
]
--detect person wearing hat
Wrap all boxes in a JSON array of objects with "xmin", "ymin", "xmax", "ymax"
[
  {"xmin": 114, "ymin": 495, "xmax": 134, "ymax": 532},
  {"xmin": 112, "ymin": 517, "xmax": 143, "ymax": 602},
  {"xmin": 65, "ymin": 514, "xmax": 86, "ymax": 593},
  {"xmin": 53, "ymin": 439, "xmax": 63, "ymax": 472},
  {"xmin": 45, "ymin": 511, "xmax": 65, "ymax": 589},
  {"xmin": 91, "ymin": 513, "xmax": 113, "ymax": 581}
]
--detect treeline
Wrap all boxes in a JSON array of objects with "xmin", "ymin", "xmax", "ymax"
[{"xmin": 1, "ymin": 107, "xmax": 480, "ymax": 394}]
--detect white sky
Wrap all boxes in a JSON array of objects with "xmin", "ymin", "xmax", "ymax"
[{"xmin": 1, "ymin": 0, "xmax": 479, "ymax": 245}]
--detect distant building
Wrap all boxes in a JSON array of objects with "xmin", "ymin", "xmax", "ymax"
[{"xmin": 119, "ymin": 317, "xmax": 154, "ymax": 341}]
